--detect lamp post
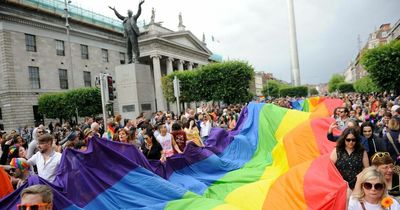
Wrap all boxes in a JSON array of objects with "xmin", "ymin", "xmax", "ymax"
[
  {"xmin": 287, "ymin": 0, "xmax": 301, "ymax": 86},
  {"xmin": 64, "ymin": 0, "xmax": 74, "ymax": 89}
]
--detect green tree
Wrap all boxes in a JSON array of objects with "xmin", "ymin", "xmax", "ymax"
[
  {"xmin": 162, "ymin": 61, "xmax": 254, "ymax": 104},
  {"xmin": 337, "ymin": 82, "xmax": 354, "ymax": 93},
  {"xmin": 280, "ymin": 86, "xmax": 308, "ymax": 97},
  {"xmin": 261, "ymin": 80, "xmax": 289, "ymax": 98},
  {"xmin": 38, "ymin": 92, "xmax": 72, "ymax": 121},
  {"xmin": 309, "ymin": 88, "xmax": 319, "ymax": 95},
  {"xmin": 328, "ymin": 74, "xmax": 345, "ymax": 93},
  {"xmin": 38, "ymin": 88, "xmax": 102, "ymax": 121},
  {"xmin": 361, "ymin": 40, "xmax": 400, "ymax": 93},
  {"xmin": 353, "ymin": 76, "xmax": 380, "ymax": 93},
  {"xmin": 66, "ymin": 88, "xmax": 102, "ymax": 117}
]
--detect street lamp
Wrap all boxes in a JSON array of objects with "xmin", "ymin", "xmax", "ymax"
[{"xmin": 64, "ymin": 0, "xmax": 74, "ymax": 89}]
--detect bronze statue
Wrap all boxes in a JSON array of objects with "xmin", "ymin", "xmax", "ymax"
[{"xmin": 109, "ymin": 0, "xmax": 145, "ymax": 64}]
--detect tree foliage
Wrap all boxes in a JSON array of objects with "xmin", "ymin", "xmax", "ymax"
[
  {"xmin": 162, "ymin": 61, "xmax": 254, "ymax": 104},
  {"xmin": 309, "ymin": 88, "xmax": 319, "ymax": 95},
  {"xmin": 66, "ymin": 88, "xmax": 102, "ymax": 117},
  {"xmin": 328, "ymin": 74, "xmax": 345, "ymax": 93},
  {"xmin": 38, "ymin": 87, "xmax": 102, "ymax": 121},
  {"xmin": 279, "ymin": 86, "xmax": 308, "ymax": 97},
  {"xmin": 353, "ymin": 76, "xmax": 380, "ymax": 93},
  {"xmin": 261, "ymin": 80, "xmax": 289, "ymax": 98},
  {"xmin": 38, "ymin": 92, "xmax": 70, "ymax": 120},
  {"xmin": 361, "ymin": 40, "xmax": 400, "ymax": 93},
  {"xmin": 337, "ymin": 82, "xmax": 355, "ymax": 93}
]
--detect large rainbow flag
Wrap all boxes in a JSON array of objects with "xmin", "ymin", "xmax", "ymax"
[{"xmin": 0, "ymin": 97, "xmax": 347, "ymax": 210}]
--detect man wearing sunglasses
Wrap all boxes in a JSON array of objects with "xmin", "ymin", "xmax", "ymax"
[{"xmin": 18, "ymin": 184, "xmax": 53, "ymax": 210}]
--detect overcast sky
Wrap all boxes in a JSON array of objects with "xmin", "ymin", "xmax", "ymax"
[{"xmin": 76, "ymin": 0, "xmax": 400, "ymax": 85}]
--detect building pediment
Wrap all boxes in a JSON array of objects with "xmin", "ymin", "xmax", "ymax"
[{"xmin": 159, "ymin": 31, "xmax": 212, "ymax": 55}]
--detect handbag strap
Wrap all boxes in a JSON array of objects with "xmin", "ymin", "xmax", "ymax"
[
  {"xmin": 387, "ymin": 132, "xmax": 400, "ymax": 155},
  {"xmin": 360, "ymin": 201, "xmax": 367, "ymax": 210}
]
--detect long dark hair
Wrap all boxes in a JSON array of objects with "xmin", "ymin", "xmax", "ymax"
[
  {"xmin": 144, "ymin": 129, "xmax": 158, "ymax": 145},
  {"xmin": 360, "ymin": 121, "xmax": 374, "ymax": 138},
  {"xmin": 336, "ymin": 127, "xmax": 363, "ymax": 152}
]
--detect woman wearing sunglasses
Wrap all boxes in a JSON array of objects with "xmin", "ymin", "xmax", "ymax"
[
  {"xmin": 330, "ymin": 127, "xmax": 369, "ymax": 189},
  {"xmin": 348, "ymin": 166, "xmax": 400, "ymax": 209}
]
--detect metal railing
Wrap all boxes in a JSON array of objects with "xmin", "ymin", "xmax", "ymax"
[{"xmin": 8, "ymin": 0, "xmax": 145, "ymax": 32}]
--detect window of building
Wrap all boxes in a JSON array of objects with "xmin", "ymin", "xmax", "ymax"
[
  {"xmin": 141, "ymin": 103, "xmax": 151, "ymax": 111},
  {"xmin": 55, "ymin": 40, "xmax": 65, "ymax": 56},
  {"xmin": 81, "ymin": 44, "xmax": 89, "ymax": 59},
  {"xmin": 83, "ymin": 71, "xmax": 91, "ymax": 87},
  {"xmin": 59, "ymin": 69, "xmax": 68, "ymax": 89},
  {"xmin": 28, "ymin": 66, "xmax": 40, "ymax": 89},
  {"xmin": 25, "ymin": 34, "xmax": 36, "ymax": 52},
  {"xmin": 102, "ymin": 49, "xmax": 109, "ymax": 62},
  {"xmin": 122, "ymin": 105, "xmax": 135, "ymax": 112},
  {"xmin": 33, "ymin": 105, "xmax": 44, "ymax": 127},
  {"xmin": 120, "ymin": 52, "xmax": 125, "ymax": 64},
  {"xmin": 0, "ymin": 108, "xmax": 2, "ymax": 120}
]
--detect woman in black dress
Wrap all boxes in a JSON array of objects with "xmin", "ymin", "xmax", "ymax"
[{"xmin": 330, "ymin": 127, "xmax": 369, "ymax": 189}]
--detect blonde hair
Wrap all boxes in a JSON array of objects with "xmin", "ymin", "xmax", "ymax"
[
  {"xmin": 21, "ymin": 184, "xmax": 53, "ymax": 203},
  {"xmin": 353, "ymin": 166, "xmax": 387, "ymax": 202},
  {"xmin": 388, "ymin": 119, "xmax": 400, "ymax": 131}
]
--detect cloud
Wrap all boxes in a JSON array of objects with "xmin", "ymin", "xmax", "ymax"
[{"xmin": 78, "ymin": 0, "xmax": 400, "ymax": 84}]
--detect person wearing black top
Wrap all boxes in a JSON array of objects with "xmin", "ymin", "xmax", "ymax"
[
  {"xmin": 360, "ymin": 122, "xmax": 387, "ymax": 162},
  {"xmin": 330, "ymin": 127, "xmax": 369, "ymax": 189},
  {"xmin": 140, "ymin": 130, "xmax": 163, "ymax": 160}
]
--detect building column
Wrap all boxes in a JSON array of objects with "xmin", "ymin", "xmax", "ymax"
[
  {"xmin": 166, "ymin": 57, "xmax": 174, "ymax": 74},
  {"xmin": 188, "ymin": 62, "xmax": 193, "ymax": 70},
  {"xmin": 178, "ymin": 60, "xmax": 184, "ymax": 71},
  {"xmin": 151, "ymin": 54, "xmax": 166, "ymax": 111}
]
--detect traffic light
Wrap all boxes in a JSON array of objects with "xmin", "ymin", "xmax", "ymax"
[{"xmin": 107, "ymin": 75, "xmax": 116, "ymax": 102}]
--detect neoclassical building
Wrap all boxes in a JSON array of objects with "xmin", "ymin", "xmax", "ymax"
[{"xmin": 0, "ymin": 0, "xmax": 213, "ymax": 131}]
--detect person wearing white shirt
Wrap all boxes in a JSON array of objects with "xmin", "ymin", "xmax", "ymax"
[
  {"xmin": 26, "ymin": 125, "xmax": 45, "ymax": 159},
  {"xmin": 348, "ymin": 166, "xmax": 400, "ymax": 210},
  {"xmin": 200, "ymin": 114, "xmax": 212, "ymax": 142},
  {"xmin": 27, "ymin": 134, "xmax": 62, "ymax": 183}
]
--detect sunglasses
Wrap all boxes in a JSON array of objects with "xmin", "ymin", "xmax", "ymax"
[
  {"xmin": 371, "ymin": 152, "xmax": 390, "ymax": 162},
  {"xmin": 9, "ymin": 168, "xmax": 16, "ymax": 173},
  {"xmin": 362, "ymin": 182, "xmax": 384, "ymax": 191},
  {"xmin": 345, "ymin": 138, "xmax": 357, "ymax": 143},
  {"xmin": 17, "ymin": 203, "xmax": 50, "ymax": 210}
]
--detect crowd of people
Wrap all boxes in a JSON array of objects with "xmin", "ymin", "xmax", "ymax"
[
  {"xmin": 0, "ymin": 103, "xmax": 243, "ymax": 195},
  {"xmin": 324, "ymin": 93, "xmax": 400, "ymax": 208},
  {"xmin": 2, "ymin": 92, "xmax": 400, "ymax": 209}
]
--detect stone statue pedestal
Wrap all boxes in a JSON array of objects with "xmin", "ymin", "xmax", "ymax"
[{"xmin": 115, "ymin": 63, "xmax": 155, "ymax": 121}]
